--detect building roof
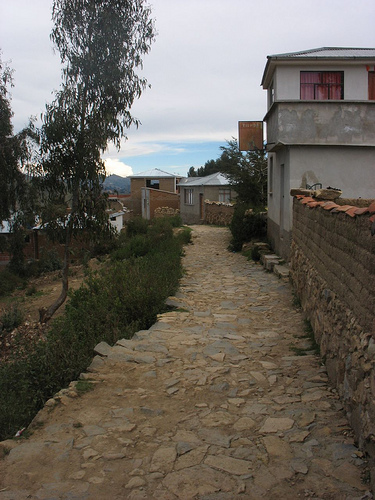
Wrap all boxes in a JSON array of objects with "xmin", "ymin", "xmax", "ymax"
[
  {"xmin": 178, "ymin": 172, "xmax": 230, "ymax": 187},
  {"xmin": 130, "ymin": 168, "xmax": 184, "ymax": 179},
  {"xmin": 261, "ymin": 46, "xmax": 375, "ymax": 87}
]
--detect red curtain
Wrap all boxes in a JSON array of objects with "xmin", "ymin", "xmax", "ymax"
[{"xmin": 301, "ymin": 72, "xmax": 342, "ymax": 100}]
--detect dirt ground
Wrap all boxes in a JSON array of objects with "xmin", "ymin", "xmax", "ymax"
[{"xmin": 0, "ymin": 261, "xmax": 99, "ymax": 362}]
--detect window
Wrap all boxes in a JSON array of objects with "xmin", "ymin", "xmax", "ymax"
[
  {"xmin": 300, "ymin": 71, "xmax": 344, "ymax": 100},
  {"xmin": 269, "ymin": 80, "xmax": 275, "ymax": 107},
  {"xmin": 369, "ymin": 71, "xmax": 375, "ymax": 100},
  {"xmin": 184, "ymin": 188, "xmax": 194, "ymax": 205},
  {"xmin": 269, "ymin": 156, "xmax": 273, "ymax": 195},
  {"xmin": 219, "ymin": 189, "xmax": 231, "ymax": 203},
  {"xmin": 146, "ymin": 179, "xmax": 159, "ymax": 189}
]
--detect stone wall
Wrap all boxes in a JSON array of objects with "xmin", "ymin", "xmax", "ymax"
[
  {"xmin": 204, "ymin": 202, "xmax": 234, "ymax": 226},
  {"xmin": 290, "ymin": 195, "xmax": 375, "ymax": 470}
]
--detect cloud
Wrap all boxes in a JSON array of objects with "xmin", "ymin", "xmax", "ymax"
[{"xmin": 103, "ymin": 158, "xmax": 133, "ymax": 178}]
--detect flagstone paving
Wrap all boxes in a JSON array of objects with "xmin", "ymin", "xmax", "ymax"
[{"xmin": 0, "ymin": 225, "xmax": 372, "ymax": 499}]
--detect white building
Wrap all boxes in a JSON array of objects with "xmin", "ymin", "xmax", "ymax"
[{"xmin": 261, "ymin": 47, "xmax": 375, "ymax": 259}]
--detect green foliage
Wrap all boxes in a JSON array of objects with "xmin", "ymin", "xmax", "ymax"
[
  {"xmin": 36, "ymin": 1, "xmax": 156, "ymax": 320},
  {"xmin": 0, "ymin": 221, "xmax": 187, "ymax": 441},
  {"xmin": 111, "ymin": 234, "xmax": 151, "ymax": 260},
  {"xmin": 0, "ymin": 269, "xmax": 25, "ymax": 296},
  {"xmin": 75, "ymin": 379, "xmax": 94, "ymax": 395},
  {"xmin": 126, "ymin": 217, "xmax": 149, "ymax": 237},
  {"xmin": 229, "ymin": 204, "xmax": 267, "ymax": 251},
  {"xmin": 176, "ymin": 227, "xmax": 192, "ymax": 245},
  {"xmin": 0, "ymin": 304, "xmax": 24, "ymax": 332},
  {"xmin": 187, "ymin": 159, "xmax": 221, "ymax": 178},
  {"xmin": 188, "ymin": 139, "xmax": 267, "ymax": 208}
]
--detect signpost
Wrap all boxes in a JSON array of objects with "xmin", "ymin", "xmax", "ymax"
[{"xmin": 238, "ymin": 121, "xmax": 263, "ymax": 151}]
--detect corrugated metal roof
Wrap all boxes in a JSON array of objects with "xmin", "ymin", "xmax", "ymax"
[
  {"xmin": 261, "ymin": 47, "xmax": 375, "ymax": 88},
  {"xmin": 178, "ymin": 172, "xmax": 230, "ymax": 187},
  {"xmin": 130, "ymin": 168, "xmax": 183, "ymax": 178},
  {"xmin": 269, "ymin": 47, "xmax": 375, "ymax": 59}
]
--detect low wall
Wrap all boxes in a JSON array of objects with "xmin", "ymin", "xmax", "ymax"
[
  {"xmin": 204, "ymin": 202, "xmax": 234, "ymax": 226},
  {"xmin": 290, "ymin": 195, "xmax": 375, "ymax": 475}
]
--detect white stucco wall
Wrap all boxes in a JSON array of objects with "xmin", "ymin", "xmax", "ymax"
[{"xmin": 270, "ymin": 64, "xmax": 371, "ymax": 104}]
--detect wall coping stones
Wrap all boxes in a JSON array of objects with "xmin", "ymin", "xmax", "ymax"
[{"xmin": 291, "ymin": 192, "xmax": 375, "ymax": 229}]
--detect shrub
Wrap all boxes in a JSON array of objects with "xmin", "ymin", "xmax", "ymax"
[
  {"xmin": 0, "ymin": 304, "xmax": 24, "ymax": 332},
  {"xmin": 0, "ymin": 222, "xmax": 187, "ymax": 441},
  {"xmin": 111, "ymin": 234, "xmax": 151, "ymax": 260},
  {"xmin": 126, "ymin": 217, "xmax": 149, "ymax": 237},
  {"xmin": 229, "ymin": 204, "xmax": 267, "ymax": 251},
  {"xmin": 0, "ymin": 269, "xmax": 25, "ymax": 296}
]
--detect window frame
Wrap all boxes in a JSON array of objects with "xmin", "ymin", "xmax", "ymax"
[
  {"xmin": 300, "ymin": 71, "xmax": 344, "ymax": 101},
  {"xmin": 146, "ymin": 179, "xmax": 160, "ymax": 189},
  {"xmin": 184, "ymin": 188, "xmax": 194, "ymax": 205},
  {"xmin": 218, "ymin": 189, "xmax": 231, "ymax": 203}
]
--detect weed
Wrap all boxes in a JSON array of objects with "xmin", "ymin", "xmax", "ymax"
[
  {"xmin": 25, "ymin": 285, "xmax": 38, "ymax": 296},
  {"xmin": 75, "ymin": 379, "xmax": 94, "ymax": 395},
  {"xmin": 0, "ymin": 304, "xmax": 24, "ymax": 332}
]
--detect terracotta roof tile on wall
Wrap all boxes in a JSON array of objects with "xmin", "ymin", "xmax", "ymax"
[{"xmin": 293, "ymin": 195, "xmax": 375, "ymax": 232}]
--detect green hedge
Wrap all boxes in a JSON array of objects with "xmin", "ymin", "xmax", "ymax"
[{"xmin": 0, "ymin": 218, "xmax": 187, "ymax": 441}]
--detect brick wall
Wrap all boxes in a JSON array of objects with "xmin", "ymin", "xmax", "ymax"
[
  {"xmin": 148, "ymin": 189, "xmax": 179, "ymax": 219},
  {"xmin": 290, "ymin": 195, "xmax": 375, "ymax": 472},
  {"xmin": 204, "ymin": 202, "xmax": 234, "ymax": 226}
]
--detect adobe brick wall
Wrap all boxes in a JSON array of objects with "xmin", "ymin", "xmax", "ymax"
[
  {"xmin": 149, "ymin": 190, "xmax": 179, "ymax": 219},
  {"xmin": 290, "ymin": 196, "xmax": 375, "ymax": 468},
  {"xmin": 204, "ymin": 202, "xmax": 234, "ymax": 226}
]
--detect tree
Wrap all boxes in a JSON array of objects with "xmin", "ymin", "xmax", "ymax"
[
  {"xmin": 0, "ymin": 54, "xmax": 40, "ymax": 270},
  {"xmin": 38, "ymin": 0, "xmax": 156, "ymax": 322},
  {"xmin": 187, "ymin": 160, "xmax": 221, "ymax": 177},
  {"xmin": 217, "ymin": 139, "xmax": 267, "ymax": 208},
  {"xmin": 0, "ymin": 56, "xmax": 25, "ymax": 223}
]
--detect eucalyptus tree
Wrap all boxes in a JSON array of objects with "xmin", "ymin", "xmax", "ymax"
[
  {"xmin": 0, "ymin": 55, "xmax": 40, "ymax": 270},
  {"xmin": 39, "ymin": 0, "xmax": 155, "ymax": 322}
]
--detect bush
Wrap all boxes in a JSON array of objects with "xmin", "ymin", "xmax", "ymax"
[
  {"xmin": 0, "ymin": 269, "xmax": 25, "ymax": 296},
  {"xmin": 229, "ymin": 204, "xmax": 267, "ymax": 251},
  {"xmin": 0, "ymin": 304, "xmax": 24, "ymax": 332},
  {"xmin": 111, "ymin": 234, "xmax": 151, "ymax": 260},
  {"xmin": 0, "ymin": 222, "xmax": 187, "ymax": 441},
  {"xmin": 126, "ymin": 216, "xmax": 149, "ymax": 237}
]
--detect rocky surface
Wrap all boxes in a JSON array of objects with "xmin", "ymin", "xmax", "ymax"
[{"xmin": 0, "ymin": 226, "xmax": 372, "ymax": 499}]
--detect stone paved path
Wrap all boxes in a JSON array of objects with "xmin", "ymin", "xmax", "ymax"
[{"xmin": 0, "ymin": 226, "xmax": 372, "ymax": 500}]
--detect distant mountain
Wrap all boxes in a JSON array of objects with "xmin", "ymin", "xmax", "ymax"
[{"xmin": 103, "ymin": 174, "xmax": 131, "ymax": 194}]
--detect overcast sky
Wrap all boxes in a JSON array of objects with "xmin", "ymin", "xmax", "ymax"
[{"xmin": 1, "ymin": 0, "xmax": 375, "ymax": 177}]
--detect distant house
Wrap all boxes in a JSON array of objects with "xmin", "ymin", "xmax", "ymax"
[
  {"xmin": 261, "ymin": 47, "xmax": 375, "ymax": 259},
  {"xmin": 125, "ymin": 168, "xmax": 185, "ymax": 219},
  {"xmin": 179, "ymin": 172, "xmax": 235, "ymax": 224},
  {"xmin": 108, "ymin": 210, "xmax": 130, "ymax": 232}
]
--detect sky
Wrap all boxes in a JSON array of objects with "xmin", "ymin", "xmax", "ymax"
[{"xmin": 1, "ymin": 0, "xmax": 375, "ymax": 178}]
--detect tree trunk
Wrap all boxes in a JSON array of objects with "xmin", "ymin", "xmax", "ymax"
[{"xmin": 39, "ymin": 215, "xmax": 72, "ymax": 324}]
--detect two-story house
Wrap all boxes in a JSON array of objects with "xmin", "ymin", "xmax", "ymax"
[{"xmin": 261, "ymin": 47, "xmax": 375, "ymax": 259}]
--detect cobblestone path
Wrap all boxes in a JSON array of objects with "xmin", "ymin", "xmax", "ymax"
[{"xmin": 0, "ymin": 226, "xmax": 372, "ymax": 500}]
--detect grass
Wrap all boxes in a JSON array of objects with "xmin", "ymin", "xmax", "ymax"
[{"xmin": 75, "ymin": 379, "xmax": 94, "ymax": 395}]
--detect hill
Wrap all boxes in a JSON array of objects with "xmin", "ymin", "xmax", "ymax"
[{"xmin": 103, "ymin": 174, "xmax": 131, "ymax": 194}]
